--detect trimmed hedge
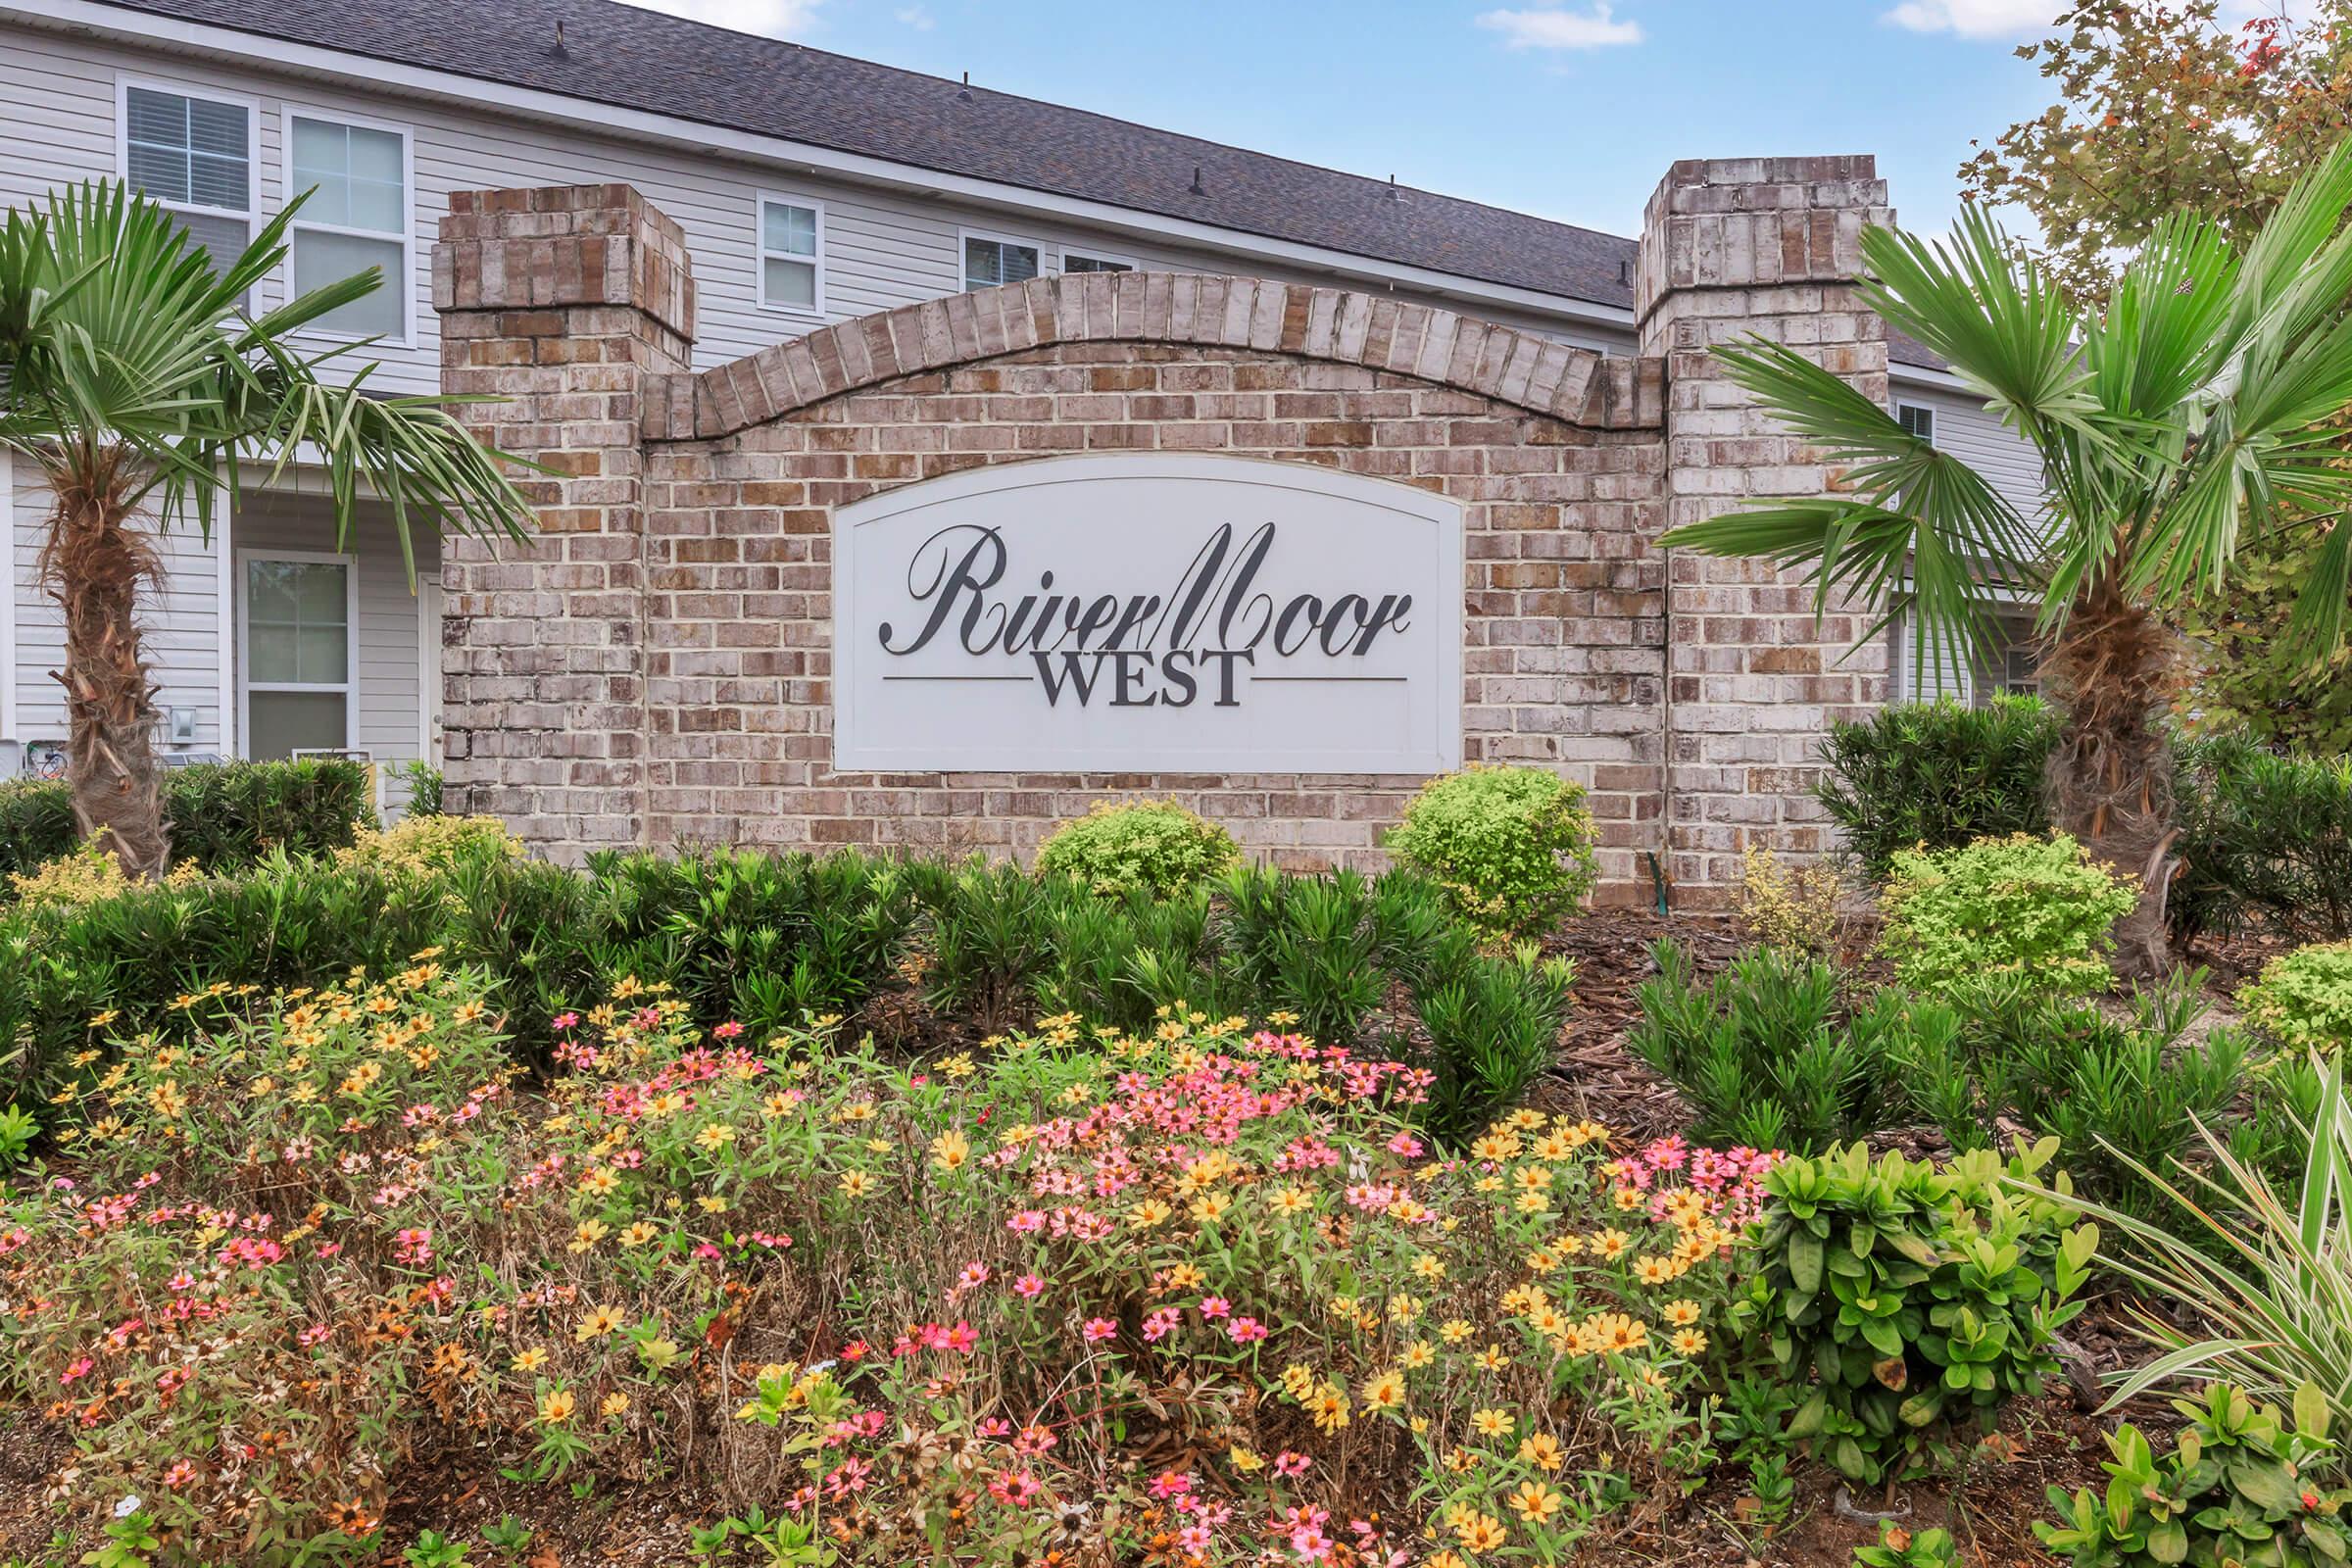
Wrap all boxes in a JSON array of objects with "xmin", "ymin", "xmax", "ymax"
[{"xmin": 0, "ymin": 758, "xmax": 373, "ymax": 883}]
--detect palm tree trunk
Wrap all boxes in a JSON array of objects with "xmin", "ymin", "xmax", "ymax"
[
  {"xmin": 2040, "ymin": 579, "xmax": 2179, "ymax": 980},
  {"xmin": 40, "ymin": 451, "xmax": 170, "ymax": 881}
]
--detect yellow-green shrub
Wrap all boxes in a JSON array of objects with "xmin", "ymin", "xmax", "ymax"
[
  {"xmin": 2237, "ymin": 940, "xmax": 2352, "ymax": 1054},
  {"xmin": 1878, "ymin": 833, "xmax": 2137, "ymax": 1000},
  {"xmin": 334, "ymin": 812, "xmax": 524, "ymax": 877},
  {"xmin": 1384, "ymin": 764, "xmax": 1599, "ymax": 941},
  {"xmin": 1033, "ymin": 797, "xmax": 1240, "ymax": 897},
  {"xmin": 6, "ymin": 834, "xmax": 203, "ymax": 908}
]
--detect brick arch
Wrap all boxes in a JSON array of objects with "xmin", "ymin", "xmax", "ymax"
[{"xmin": 645, "ymin": 271, "xmax": 1662, "ymax": 442}]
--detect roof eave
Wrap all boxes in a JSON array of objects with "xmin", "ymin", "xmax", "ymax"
[{"xmin": 15, "ymin": 0, "xmax": 1641, "ymax": 332}]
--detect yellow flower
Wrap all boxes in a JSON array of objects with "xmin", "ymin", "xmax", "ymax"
[
  {"xmin": 579, "ymin": 1168, "xmax": 620, "ymax": 1197},
  {"xmin": 512, "ymin": 1348, "xmax": 549, "ymax": 1373},
  {"xmin": 539, "ymin": 1389, "xmax": 576, "ymax": 1425},
  {"xmin": 1440, "ymin": 1318, "xmax": 1475, "ymax": 1345},
  {"xmin": 1662, "ymin": 1298, "xmax": 1703, "ymax": 1327},
  {"xmin": 1411, "ymin": 1252, "xmax": 1447, "ymax": 1282},
  {"xmin": 1455, "ymin": 1512, "xmax": 1508, "ymax": 1553},
  {"xmin": 618, "ymin": 1221, "xmax": 661, "ymax": 1249},
  {"xmin": 1592, "ymin": 1227, "xmax": 1632, "ymax": 1261},
  {"xmin": 1227, "ymin": 1445, "xmax": 1264, "ymax": 1473},
  {"xmin": 697, "ymin": 1195, "xmax": 729, "ymax": 1214},
  {"xmin": 929, "ymin": 1129, "xmax": 971, "ymax": 1172},
  {"xmin": 1473, "ymin": 1345, "xmax": 1511, "ymax": 1373},
  {"xmin": 1470, "ymin": 1407, "xmax": 1514, "ymax": 1438},
  {"xmin": 1518, "ymin": 1432, "xmax": 1564, "ymax": 1472},
  {"xmin": 568, "ymin": 1219, "xmax": 611, "ymax": 1253},
  {"xmin": 1189, "ymin": 1192, "xmax": 1232, "ymax": 1225},
  {"xmin": 1671, "ymin": 1327, "xmax": 1709, "ymax": 1358},
  {"xmin": 695, "ymin": 1123, "xmax": 738, "ymax": 1152},
  {"xmin": 1129, "ymin": 1199, "xmax": 1173, "ymax": 1230},
  {"xmin": 1400, "ymin": 1340, "xmax": 1436, "ymax": 1370},
  {"xmin": 1507, "ymin": 1481, "xmax": 1563, "ymax": 1524},
  {"xmin": 1359, "ymin": 1368, "xmax": 1406, "ymax": 1413},
  {"xmin": 574, "ymin": 1305, "xmax": 626, "ymax": 1342},
  {"xmin": 1266, "ymin": 1186, "xmax": 1312, "ymax": 1215},
  {"xmin": 1308, "ymin": 1385, "xmax": 1350, "ymax": 1433}
]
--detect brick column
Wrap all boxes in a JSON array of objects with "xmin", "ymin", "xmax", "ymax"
[
  {"xmin": 432, "ymin": 184, "xmax": 694, "ymax": 860},
  {"xmin": 1635, "ymin": 157, "xmax": 1892, "ymax": 904}
]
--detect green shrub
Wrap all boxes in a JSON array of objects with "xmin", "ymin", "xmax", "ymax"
[
  {"xmin": 2174, "ymin": 732, "xmax": 2352, "ymax": 946},
  {"xmin": 1895, "ymin": 971, "xmax": 2251, "ymax": 1225},
  {"xmin": 1626, "ymin": 939, "xmax": 1933, "ymax": 1152},
  {"xmin": 1878, "ymin": 833, "xmax": 2138, "ymax": 1000},
  {"xmin": 1854, "ymin": 1521, "xmax": 1961, "ymax": 1568},
  {"xmin": 2036, "ymin": 1384, "xmax": 2352, "ymax": 1568},
  {"xmin": 1815, "ymin": 698, "xmax": 2057, "ymax": 880},
  {"xmin": 1736, "ymin": 1139, "xmax": 2096, "ymax": 1485},
  {"xmin": 0, "ymin": 757, "xmax": 372, "ymax": 886},
  {"xmin": 1384, "ymin": 763, "xmax": 1598, "ymax": 941},
  {"xmin": 2238, "ymin": 942, "xmax": 2352, "ymax": 1056},
  {"xmin": 1033, "ymin": 797, "xmax": 1240, "ymax": 898}
]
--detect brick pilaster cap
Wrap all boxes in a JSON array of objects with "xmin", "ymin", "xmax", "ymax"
[{"xmin": 434, "ymin": 183, "xmax": 697, "ymax": 341}]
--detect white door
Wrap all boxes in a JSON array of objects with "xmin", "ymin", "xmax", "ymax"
[{"xmin": 418, "ymin": 573, "xmax": 443, "ymax": 765}]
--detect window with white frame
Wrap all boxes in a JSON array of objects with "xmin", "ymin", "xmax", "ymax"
[
  {"xmin": 758, "ymin": 196, "xmax": 823, "ymax": 313},
  {"xmin": 286, "ymin": 113, "xmax": 411, "ymax": 340},
  {"xmin": 120, "ymin": 82, "xmax": 254, "ymax": 289},
  {"xmin": 243, "ymin": 555, "xmax": 353, "ymax": 760},
  {"xmin": 1062, "ymin": 249, "xmax": 1135, "ymax": 274},
  {"xmin": 962, "ymin": 232, "xmax": 1041, "ymax": 291},
  {"xmin": 1895, "ymin": 402, "xmax": 1936, "ymax": 444}
]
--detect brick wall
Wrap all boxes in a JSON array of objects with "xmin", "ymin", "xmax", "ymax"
[
  {"xmin": 433, "ymin": 167, "xmax": 1889, "ymax": 903},
  {"xmin": 1635, "ymin": 157, "xmax": 1894, "ymax": 904}
]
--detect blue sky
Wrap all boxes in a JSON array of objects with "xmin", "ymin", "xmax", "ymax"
[{"xmin": 620, "ymin": 0, "xmax": 2083, "ymax": 241}]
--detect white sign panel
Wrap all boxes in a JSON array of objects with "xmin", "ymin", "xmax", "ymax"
[{"xmin": 832, "ymin": 454, "xmax": 1463, "ymax": 773}]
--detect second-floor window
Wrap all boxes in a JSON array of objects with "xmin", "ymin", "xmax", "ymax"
[
  {"xmin": 1895, "ymin": 402, "xmax": 1936, "ymax": 445},
  {"xmin": 963, "ymin": 232, "xmax": 1040, "ymax": 291},
  {"xmin": 287, "ymin": 113, "xmax": 411, "ymax": 341},
  {"xmin": 1063, "ymin": 250, "xmax": 1135, "ymax": 274},
  {"xmin": 759, "ymin": 197, "xmax": 823, "ymax": 313},
  {"xmin": 120, "ymin": 81, "xmax": 255, "ymax": 288}
]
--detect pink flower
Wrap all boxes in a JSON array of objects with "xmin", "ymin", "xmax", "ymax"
[
  {"xmin": 712, "ymin": 1021, "xmax": 745, "ymax": 1039},
  {"xmin": 1274, "ymin": 1451, "xmax": 1312, "ymax": 1477},
  {"xmin": 61, "ymin": 1356, "xmax": 93, "ymax": 1385},
  {"xmin": 1082, "ymin": 1317, "xmax": 1117, "ymax": 1344},
  {"xmin": 163, "ymin": 1460, "xmax": 196, "ymax": 1488},
  {"xmin": 1386, "ymin": 1131, "xmax": 1425, "ymax": 1157},
  {"xmin": 1150, "ymin": 1469, "xmax": 1195, "ymax": 1499},
  {"xmin": 1227, "ymin": 1316, "xmax": 1267, "ymax": 1343},
  {"xmin": 1199, "ymin": 1296, "xmax": 1230, "ymax": 1319},
  {"xmin": 1007, "ymin": 1209, "xmax": 1047, "ymax": 1233},
  {"xmin": 943, "ymin": 1320, "xmax": 978, "ymax": 1353},
  {"xmin": 1142, "ymin": 1307, "xmax": 1181, "ymax": 1343},
  {"xmin": 553, "ymin": 1012, "xmax": 578, "ymax": 1032},
  {"xmin": 1013, "ymin": 1274, "xmax": 1045, "ymax": 1299}
]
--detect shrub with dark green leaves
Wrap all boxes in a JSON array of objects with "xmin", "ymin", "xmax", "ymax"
[
  {"xmin": 1736, "ymin": 1140, "xmax": 2096, "ymax": 1485},
  {"xmin": 0, "ymin": 757, "xmax": 372, "ymax": 884},
  {"xmin": 1879, "ymin": 833, "xmax": 2138, "ymax": 1000},
  {"xmin": 1895, "ymin": 971, "xmax": 2251, "ymax": 1225},
  {"xmin": 1815, "ymin": 697, "xmax": 2057, "ymax": 880},
  {"xmin": 2174, "ymin": 732, "xmax": 2352, "ymax": 946},
  {"xmin": 2036, "ymin": 1383, "xmax": 2352, "ymax": 1568},
  {"xmin": 1384, "ymin": 763, "xmax": 1598, "ymax": 941},
  {"xmin": 2237, "ymin": 941, "xmax": 2352, "ymax": 1056},
  {"xmin": 1033, "ymin": 798, "xmax": 1240, "ymax": 899},
  {"xmin": 1626, "ymin": 939, "xmax": 1936, "ymax": 1152}
]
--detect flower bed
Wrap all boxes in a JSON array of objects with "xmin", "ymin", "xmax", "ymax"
[{"xmin": 6, "ymin": 965, "xmax": 1777, "ymax": 1565}]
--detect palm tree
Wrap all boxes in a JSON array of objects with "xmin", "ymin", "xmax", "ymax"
[
  {"xmin": 0, "ymin": 181, "xmax": 534, "ymax": 880},
  {"xmin": 1661, "ymin": 141, "xmax": 2352, "ymax": 975}
]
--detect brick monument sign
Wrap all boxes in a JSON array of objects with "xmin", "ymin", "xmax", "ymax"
[{"xmin": 431, "ymin": 157, "xmax": 1892, "ymax": 906}]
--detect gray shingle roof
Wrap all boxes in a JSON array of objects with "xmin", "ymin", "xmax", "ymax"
[
  {"xmin": 93, "ymin": 0, "xmax": 1949, "ymax": 368},
  {"xmin": 105, "ymin": 0, "xmax": 1648, "ymax": 310}
]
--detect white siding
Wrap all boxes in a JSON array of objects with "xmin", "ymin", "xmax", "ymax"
[
  {"xmin": 7, "ymin": 464, "xmax": 226, "ymax": 756},
  {"xmin": 0, "ymin": 19, "xmax": 1627, "ymax": 410},
  {"xmin": 1892, "ymin": 381, "xmax": 2047, "ymax": 531},
  {"xmin": 229, "ymin": 484, "xmax": 439, "ymax": 779}
]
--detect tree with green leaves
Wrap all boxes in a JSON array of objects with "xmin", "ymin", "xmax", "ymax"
[
  {"xmin": 0, "ymin": 182, "xmax": 534, "ymax": 880},
  {"xmin": 1963, "ymin": 0, "xmax": 2352, "ymax": 754},
  {"xmin": 1661, "ymin": 142, "xmax": 2352, "ymax": 975}
]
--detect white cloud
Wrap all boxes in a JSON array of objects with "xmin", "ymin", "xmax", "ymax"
[
  {"xmin": 1475, "ymin": 4, "xmax": 1643, "ymax": 50},
  {"xmin": 1882, "ymin": 0, "xmax": 2059, "ymax": 39},
  {"xmin": 894, "ymin": 4, "xmax": 935, "ymax": 26},
  {"xmin": 613, "ymin": 0, "xmax": 824, "ymax": 37}
]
